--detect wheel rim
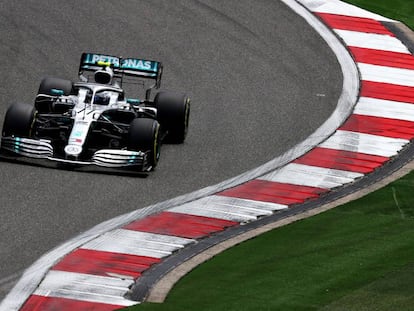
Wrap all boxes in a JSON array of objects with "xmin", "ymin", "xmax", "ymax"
[
  {"xmin": 183, "ymin": 98, "xmax": 190, "ymax": 139},
  {"xmin": 153, "ymin": 123, "xmax": 161, "ymax": 166}
]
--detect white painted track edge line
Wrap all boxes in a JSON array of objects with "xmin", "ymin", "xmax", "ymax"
[{"xmin": 0, "ymin": 1, "xmax": 359, "ymax": 310}]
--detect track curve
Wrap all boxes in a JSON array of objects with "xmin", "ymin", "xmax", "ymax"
[{"xmin": 0, "ymin": 0, "xmax": 342, "ymax": 300}]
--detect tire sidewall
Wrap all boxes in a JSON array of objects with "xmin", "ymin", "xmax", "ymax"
[
  {"xmin": 2, "ymin": 103, "xmax": 35, "ymax": 137},
  {"xmin": 38, "ymin": 77, "xmax": 73, "ymax": 96},
  {"xmin": 154, "ymin": 91, "xmax": 190, "ymax": 143},
  {"xmin": 128, "ymin": 118, "xmax": 160, "ymax": 169}
]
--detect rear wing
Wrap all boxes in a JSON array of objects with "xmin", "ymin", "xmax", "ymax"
[{"xmin": 78, "ymin": 53, "xmax": 163, "ymax": 88}]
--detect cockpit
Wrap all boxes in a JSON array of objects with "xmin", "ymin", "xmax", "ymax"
[{"xmin": 74, "ymin": 84, "xmax": 125, "ymax": 107}]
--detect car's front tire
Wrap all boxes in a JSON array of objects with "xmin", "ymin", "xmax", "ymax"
[
  {"xmin": 128, "ymin": 118, "xmax": 161, "ymax": 170},
  {"xmin": 154, "ymin": 92, "xmax": 190, "ymax": 143},
  {"xmin": 2, "ymin": 103, "xmax": 35, "ymax": 137}
]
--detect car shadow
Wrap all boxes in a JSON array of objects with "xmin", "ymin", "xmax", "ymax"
[{"xmin": 0, "ymin": 154, "xmax": 150, "ymax": 178}]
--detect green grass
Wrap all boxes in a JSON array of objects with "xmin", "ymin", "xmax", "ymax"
[
  {"xmin": 321, "ymin": 264, "xmax": 414, "ymax": 310},
  {"xmin": 343, "ymin": 0, "xmax": 414, "ymax": 29},
  {"xmin": 128, "ymin": 172, "xmax": 414, "ymax": 310},
  {"xmin": 126, "ymin": 2, "xmax": 414, "ymax": 310}
]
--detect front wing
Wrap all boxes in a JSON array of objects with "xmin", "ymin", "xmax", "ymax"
[{"xmin": 0, "ymin": 136, "xmax": 152, "ymax": 171}]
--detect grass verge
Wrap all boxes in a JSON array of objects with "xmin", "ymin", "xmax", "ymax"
[
  {"xmin": 343, "ymin": 0, "xmax": 414, "ymax": 29},
  {"xmin": 126, "ymin": 1, "xmax": 414, "ymax": 310},
  {"xmin": 128, "ymin": 171, "xmax": 414, "ymax": 310}
]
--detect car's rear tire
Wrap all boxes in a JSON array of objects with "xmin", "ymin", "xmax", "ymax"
[
  {"xmin": 154, "ymin": 92, "xmax": 190, "ymax": 143},
  {"xmin": 38, "ymin": 77, "xmax": 73, "ymax": 96},
  {"xmin": 128, "ymin": 118, "xmax": 161, "ymax": 170},
  {"xmin": 2, "ymin": 103, "xmax": 35, "ymax": 137}
]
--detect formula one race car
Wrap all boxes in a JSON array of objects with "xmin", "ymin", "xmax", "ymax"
[{"xmin": 0, "ymin": 53, "xmax": 190, "ymax": 171}]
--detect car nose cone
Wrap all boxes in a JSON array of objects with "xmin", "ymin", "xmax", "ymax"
[{"xmin": 64, "ymin": 144, "xmax": 83, "ymax": 156}]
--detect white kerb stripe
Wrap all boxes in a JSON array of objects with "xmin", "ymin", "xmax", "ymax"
[
  {"xmin": 208, "ymin": 195, "xmax": 288, "ymax": 211},
  {"xmin": 175, "ymin": 196, "xmax": 274, "ymax": 216},
  {"xmin": 358, "ymin": 63, "xmax": 414, "ymax": 87},
  {"xmin": 261, "ymin": 163, "xmax": 363, "ymax": 189},
  {"xmin": 34, "ymin": 270, "xmax": 136, "ymax": 307},
  {"xmin": 82, "ymin": 229, "xmax": 194, "ymax": 259},
  {"xmin": 334, "ymin": 30, "xmax": 410, "ymax": 54},
  {"xmin": 170, "ymin": 205, "xmax": 250, "ymax": 222},
  {"xmin": 320, "ymin": 130, "xmax": 409, "ymax": 157},
  {"xmin": 170, "ymin": 197, "xmax": 268, "ymax": 223},
  {"xmin": 355, "ymin": 97, "xmax": 414, "ymax": 122},
  {"xmin": 297, "ymin": 0, "xmax": 395, "ymax": 21}
]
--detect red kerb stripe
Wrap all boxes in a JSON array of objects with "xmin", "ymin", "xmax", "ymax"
[
  {"xmin": 349, "ymin": 46, "xmax": 414, "ymax": 70},
  {"xmin": 218, "ymin": 180, "xmax": 328, "ymax": 206},
  {"xmin": 124, "ymin": 211, "xmax": 238, "ymax": 239},
  {"xmin": 361, "ymin": 80, "xmax": 414, "ymax": 103},
  {"xmin": 21, "ymin": 295, "xmax": 125, "ymax": 311},
  {"xmin": 294, "ymin": 147, "xmax": 389, "ymax": 173},
  {"xmin": 339, "ymin": 114, "xmax": 414, "ymax": 140},
  {"xmin": 52, "ymin": 248, "xmax": 160, "ymax": 279},
  {"xmin": 317, "ymin": 12, "xmax": 394, "ymax": 36}
]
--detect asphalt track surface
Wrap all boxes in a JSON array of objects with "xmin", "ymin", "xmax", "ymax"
[{"xmin": 0, "ymin": 0, "xmax": 342, "ymax": 301}]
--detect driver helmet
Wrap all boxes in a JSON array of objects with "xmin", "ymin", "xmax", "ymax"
[
  {"xmin": 93, "ymin": 91, "xmax": 111, "ymax": 105},
  {"xmin": 94, "ymin": 67, "xmax": 113, "ymax": 84}
]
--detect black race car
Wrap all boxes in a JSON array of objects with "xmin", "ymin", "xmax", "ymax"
[{"xmin": 0, "ymin": 53, "xmax": 190, "ymax": 171}]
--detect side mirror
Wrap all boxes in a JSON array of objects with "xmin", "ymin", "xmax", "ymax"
[
  {"xmin": 51, "ymin": 89, "xmax": 64, "ymax": 96},
  {"xmin": 127, "ymin": 98, "xmax": 141, "ymax": 105}
]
